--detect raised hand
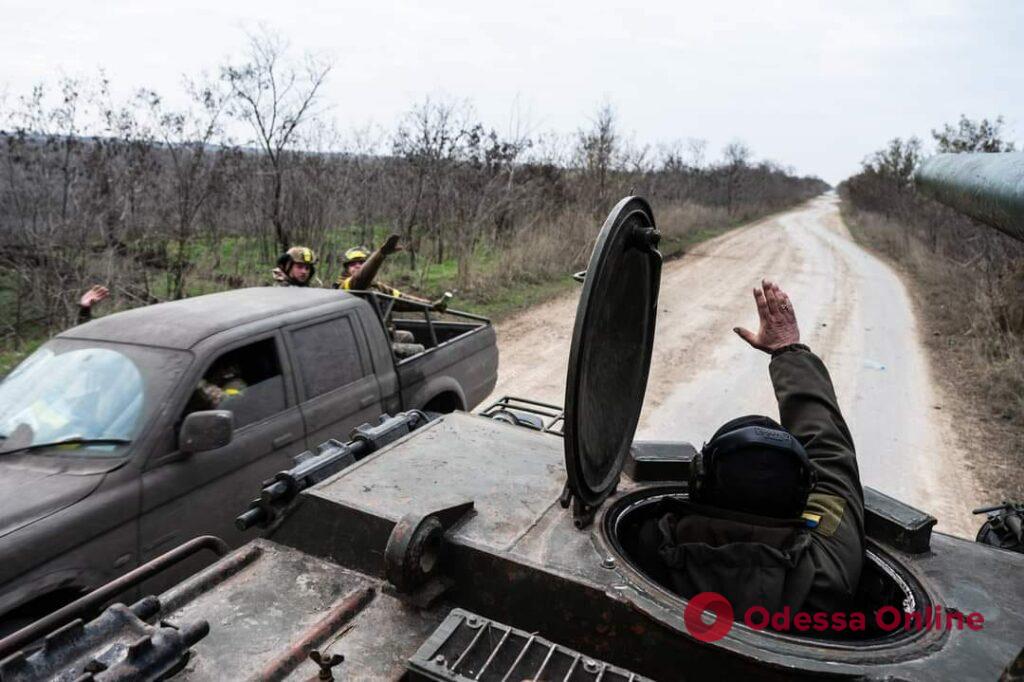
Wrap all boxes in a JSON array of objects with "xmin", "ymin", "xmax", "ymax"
[
  {"xmin": 733, "ymin": 279, "xmax": 800, "ymax": 353},
  {"xmin": 431, "ymin": 292, "xmax": 453, "ymax": 313},
  {"xmin": 79, "ymin": 285, "xmax": 110, "ymax": 310},
  {"xmin": 380, "ymin": 234, "xmax": 404, "ymax": 256}
]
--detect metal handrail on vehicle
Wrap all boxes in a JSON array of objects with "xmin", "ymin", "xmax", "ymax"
[
  {"xmin": 353, "ymin": 290, "xmax": 491, "ymax": 325},
  {"xmin": 0, "ymin": 535, "xmax": 229, "ymax": 660},
  {"xmin": 351, "ymin": 291, "xmax": 490, "ymax": 362}
]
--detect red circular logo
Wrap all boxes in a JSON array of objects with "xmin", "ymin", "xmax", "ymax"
[{"xmin": 684, "ymin": 592, "xmax": 735, "ymax": 643}]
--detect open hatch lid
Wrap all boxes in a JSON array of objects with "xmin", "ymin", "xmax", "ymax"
[{"xmin": 562, "ymin": 196, "xmax": 662, "ymax": 528}]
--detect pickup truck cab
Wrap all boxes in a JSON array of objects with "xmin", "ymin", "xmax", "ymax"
[{"xmin": 0, "ymin": 287, "xmax": 497, "ymax": 625}]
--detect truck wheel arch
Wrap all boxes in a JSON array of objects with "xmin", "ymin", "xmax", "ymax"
[
  {"xmin": 0, "ymin": 586, "xmax": 87, "ymax": 636},
  {"xmin": 421, "ymin": 391, "xmax": 465, "ymax": 415}
]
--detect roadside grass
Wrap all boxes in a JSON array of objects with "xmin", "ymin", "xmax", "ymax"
[
  {"xmin": 0, "ymin": 198, "xmax": 802, "ymax": 375},
  {"xmin": 840, "ymin": 202, "xmax": 1024, "ymax": 500},
  {"xmin": 0, "ymin": 338, "xmax": 43, "ymax": 376}
]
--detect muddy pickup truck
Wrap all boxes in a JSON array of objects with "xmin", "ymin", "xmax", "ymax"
[{"xmin": 0, "ymin": 287, "xmax": 497, "ymax": 627}]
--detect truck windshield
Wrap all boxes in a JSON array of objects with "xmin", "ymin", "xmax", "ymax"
[{"xmin": 0, "ymin": 341, "xmax": 188, "ymax": 455}]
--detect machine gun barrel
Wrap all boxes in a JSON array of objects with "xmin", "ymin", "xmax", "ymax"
[
  {"xmin": 914, "ymin": 152, "xmax": 1024, "ymax": 242},
  {"xmin": 973, "ymin": 502, "xmax": 1016, "ymax": 515},
  {"xmin": 236, "ymin": 410, "xmax": 430, "ymax": 531}
]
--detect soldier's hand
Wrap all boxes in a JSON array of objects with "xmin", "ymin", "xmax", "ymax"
[
  {"xmin": 380, "ymin": 234, "xmax": 404, "ymax": 256},
  {"xmin": 80, "ymin": 285, "xmax": 110, "ymax": 309},
  {"xmin": 431, "ymin": 291, "xmax": 453, "ymax": 313},
  {"xmin": 734, "ymin": 280, "xmax": 800, "ymax": 353}
]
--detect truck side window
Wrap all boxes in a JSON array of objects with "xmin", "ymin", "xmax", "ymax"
[
  {"xmin": 290, "ymin": 316, "xmax": 366, "ymax": 399},
  {"xmin": 184, "ymin": 338, "xmax": 286, "ymax": 429}
]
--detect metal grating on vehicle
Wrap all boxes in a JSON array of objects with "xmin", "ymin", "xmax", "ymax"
[
  {"xmin": 408, "ymin": 609, "xmax": 652, "ymax": 682},
  {"xmin": 478, "ymin": 396, "xmax": 565, "ymax": 436}
]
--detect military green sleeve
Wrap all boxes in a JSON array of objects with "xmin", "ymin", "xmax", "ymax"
[
  {"xmin": 769, "ymin": 348, "xmax": 862, "ymax": 516},
  {"xmin": 770, "ymin": 348, "xmax": 864, "ymax": 607}
]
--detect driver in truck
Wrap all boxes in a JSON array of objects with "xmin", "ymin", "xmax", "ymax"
[
  {"xmin": 636, "ymin": 280, "xmax": 865, "ymax": 617},
  {"xmin": 185, "ymin": 361, "xmax": 247, "ymax": 414}
]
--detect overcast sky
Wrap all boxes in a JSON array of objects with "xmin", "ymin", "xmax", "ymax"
[{"xmin": 1, "ymin": 0, "xmax": 1020, "ymax": 183}]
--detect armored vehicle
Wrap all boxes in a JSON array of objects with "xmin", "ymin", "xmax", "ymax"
[
  {"xmin": 0, "ymin": 288, "xmax": 496, "ymax": 632},
  {"xmin": 3, "ymin": 155, "xmax": 1023, "ymax": 681}
]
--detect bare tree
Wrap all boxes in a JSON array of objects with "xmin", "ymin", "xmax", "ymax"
[
  {"xmin": 686, "ymin": 138, "xmax": 708, "ymax": 170},
  {"xmin": 576, "ymin": 103, "xmax": 619, "ymax": 209},
  {"xmin": 392, "ymin": 97, "xmax": 470, "ymax": 268},
  {"xmin": 865, "ymin": 137, "xmax": 922, "ymax": 192},
  {"xmin": 222, "ymin": 29, "xmax": 332, "ymax": 250},
  {"xmin": 140, "ymin": 78, "xmax": 232, "ymax": 298},
  {"xmin": 0, "ymin": 55, "xmax": 826, "ymax": 358},
  {"xmin": 932, "ymin": 115, "xmax": 1016, "ymax": 154},
  {"xmin": 722, "ymin": 140, "xmax": 752, "ymax": 215}
]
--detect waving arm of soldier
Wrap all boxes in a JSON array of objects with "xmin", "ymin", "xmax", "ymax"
[
  {"xmin": 348, "ymin": 234, "xmax": 403, "ymax": 291},
  {"xmin": 737, "ymin": 280, "xmax": 864, "ymax": 605},
  {"xmin": 735, "ymin": 280, "xmax": 860, "ymax": 506},
  {"xmin": 77, "ymin": 285, "xmax": 110, "ymax": 324}
]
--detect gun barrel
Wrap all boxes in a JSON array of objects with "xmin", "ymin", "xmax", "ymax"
[
  {"xmin": 236, "ymin": 507, "xmax": 265, "ymax": 531},
  {"xmin": 234, "ymin": 411, "xmax": 432, "ymax": 531},
  {"xmin": 914, "ymin": 152, "xmax": 1024, "ymax": 242}
]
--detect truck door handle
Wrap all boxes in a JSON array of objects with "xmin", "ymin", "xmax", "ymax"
[
  {"xmin": 272, "ymin": 433, "xmax": 295, "ymax": 448},
  {"xmin": 360, "ymin": 395, "xmax": 376, "ymax": 408}
]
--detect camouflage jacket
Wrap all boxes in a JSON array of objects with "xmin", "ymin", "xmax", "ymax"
[{"xmin": 271, "ymin": 268, "xmax": 323, "ymax": 288}]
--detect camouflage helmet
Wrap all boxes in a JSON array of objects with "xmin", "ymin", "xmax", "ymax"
[
  {"xmin": 277, "ymin": 246, "xmax": 317, "ymax": 282},
  {"xmin": 280, "ymin": 246, "xmax": 316, "ymax": 267},
  {"xmin": 343, "ymin": 246, "xmax": 371, "ymax": 265}
]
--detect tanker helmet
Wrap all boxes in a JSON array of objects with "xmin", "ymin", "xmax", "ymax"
[{"xmin": 691, "ymin": 415, "xmax": 816, "ymax": 519}]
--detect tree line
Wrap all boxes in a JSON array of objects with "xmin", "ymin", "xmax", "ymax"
[
  {"xmin": 839, "ymin": 115, "xmax": 1023, "ymax": 428},
  {"xmin": 0, "ymin": 32, "xmax": 826, "ymax": 349}
]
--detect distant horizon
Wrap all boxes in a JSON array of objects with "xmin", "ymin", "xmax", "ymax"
[
  {"xmin": 0, "ymin": 127, "xmax": 836, "ymax": 189},
  {"xmin": 1, "ymin": 1, "xmax": 1020, "ymax": 184}
]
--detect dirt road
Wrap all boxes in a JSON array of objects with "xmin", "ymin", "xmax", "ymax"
[{"xmin": 487, "ymin": 194, "xmax": 979, "ymax": 537}]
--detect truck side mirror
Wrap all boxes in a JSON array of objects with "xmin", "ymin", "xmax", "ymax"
[{"xmin": 179, "ymin": 410, "xmax": 234, "ymax": 454}]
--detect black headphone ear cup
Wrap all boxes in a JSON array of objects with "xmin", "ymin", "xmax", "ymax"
[{"xmin": 690, "ymin": 452, "xmax": 705, "ymax": 500}]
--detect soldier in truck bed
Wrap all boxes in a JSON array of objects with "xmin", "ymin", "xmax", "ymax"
[
  {"xmin": 636, "ymin": 280, "xmax": 864, "ymax": 616},
  {"xmin": 272, "ymin": 246, "xmax": 323, "ymax": 287},
  {"xmin": 334, "ymin": 235, "xmax": 449, "ymax": 313}
]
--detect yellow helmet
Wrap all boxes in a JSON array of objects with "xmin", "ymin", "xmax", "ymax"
[
  {"xmin": 284, "ymin": 246, "xmax": 316, "ymax": 265},
  {"xmin": 343, "ymin": 246, "xmax": 370, "ymax": 265}
]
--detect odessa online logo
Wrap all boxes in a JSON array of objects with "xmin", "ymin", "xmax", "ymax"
[{"xmin": 682, "ymin": 592, "xmax": 985, "ymax": 643}]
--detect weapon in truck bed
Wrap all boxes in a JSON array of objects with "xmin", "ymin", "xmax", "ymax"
[{"xmin": 236, "ymin": 410, "xmax": 431, "ymax": 531}]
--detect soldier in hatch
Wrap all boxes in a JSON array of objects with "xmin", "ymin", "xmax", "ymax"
[
  {"xmin": 272, "ymin": 246, "xmax": 322, "ymax": 287},
  {"xmin": 636, "ymin": 280, "xmax": 864, "ymax": 616}
]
